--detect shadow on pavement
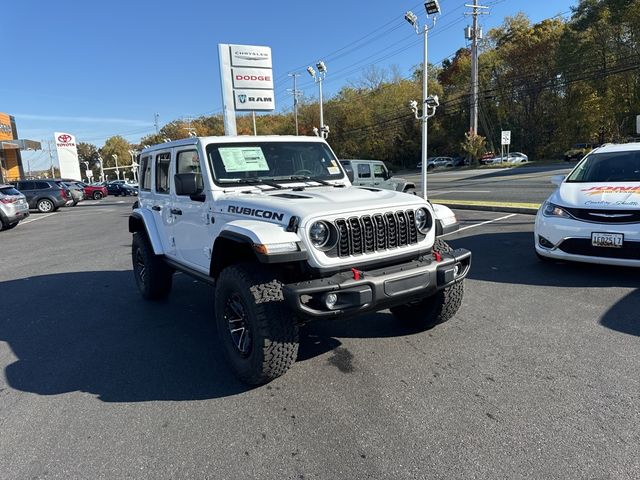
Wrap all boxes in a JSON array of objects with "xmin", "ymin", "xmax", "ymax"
[
  {"xmin": 1, "ymin": 270, "xmax": 422, "ymax": 401},
  {"xmin": 448, "ymin": 232, "xmax": 640, "ymax": 289},
  {"xmin": 599, "ymin": 290, "xmax": 640, "ymax": 337},
  {"xmin": 1, "ymin": 271, "xmax": 248, "ymax": 402}
]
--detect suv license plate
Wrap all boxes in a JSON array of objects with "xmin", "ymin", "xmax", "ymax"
[{"xmin": 592, "ymin": 233, "xmax": 623, "ymax": 248}]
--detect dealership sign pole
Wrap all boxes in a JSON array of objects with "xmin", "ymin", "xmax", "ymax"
[{"xmin": 218, "ymin": 44, "xmax": 275, "ymax": 136}]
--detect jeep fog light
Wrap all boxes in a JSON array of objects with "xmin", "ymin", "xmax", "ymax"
[
  {"xmin": 323, "ymin": 293, "xmax": 338, "ymax": 309},
  {"xmin": 254, "ymin": 242, "xmax": 298, "ymax": 254}
]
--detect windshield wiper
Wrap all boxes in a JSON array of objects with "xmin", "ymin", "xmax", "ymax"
[
  {"xmin": 275, "ymin": 175, "xmax": 332, "ymax": 186},
  {"xmin": 219, "ymin": 178, "xmax": 283, "ymax": 189}
]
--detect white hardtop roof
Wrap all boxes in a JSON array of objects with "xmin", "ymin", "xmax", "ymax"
[
  {"xmin": 141, "ymin": 135, "xmax": 327, "ymax": 154},
  {"xmin": 592, "ymin": 142, "xmax": 640, "ymax": 154}
]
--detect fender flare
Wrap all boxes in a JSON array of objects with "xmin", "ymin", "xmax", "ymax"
[{"xmin": 129, "ymin": 210, "xmax": 164, "ymax": 255}]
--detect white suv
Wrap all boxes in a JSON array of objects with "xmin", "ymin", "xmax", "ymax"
[{"xmin": 130, "ymin": 136, "xmax": 471, "ymax": 384}]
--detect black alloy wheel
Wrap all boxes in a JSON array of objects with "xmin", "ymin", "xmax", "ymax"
[{"xmin": 224, "ymin": 293, "xmax": 252, "ymax": 357}]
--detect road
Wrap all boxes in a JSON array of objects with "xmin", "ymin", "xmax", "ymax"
[
  {"xmin": 402, "ymin": 163, "xmax": 574, "ymax": 205},
  {"xmin": 1, "ymin": 198, "xmax": 638, "ymax": 479}
]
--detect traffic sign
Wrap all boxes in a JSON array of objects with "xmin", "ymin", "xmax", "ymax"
[{"xmin": 501, "ymin": 131, "xmax": 511, "ymax": 146}]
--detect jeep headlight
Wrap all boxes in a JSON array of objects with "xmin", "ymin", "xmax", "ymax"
[
  {"xmin": 414, "ymin": 208, "xmax": 432, "ymax": 233},
  {"xmin": 309, "ymin": 221, "xmax": 331, "ymax": 248},
  {"xmin": 542, "ymin": 202, "xmax": 572, "ymax": 218}
]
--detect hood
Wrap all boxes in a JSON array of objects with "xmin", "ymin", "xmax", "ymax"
[
  {"xmin": 553, "ymin": 182, "xmax": 640, "ymax": 209},
  {"xmin": 217, "ymin": 185, "xmax": 426, "ymax": 224}
]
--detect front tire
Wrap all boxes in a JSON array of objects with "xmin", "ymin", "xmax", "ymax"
[
  {"xmin": 391, "ymin": 239, "xmax": 464, "ymax": 329},
  {"xmin": 215, "ymin": 264, "xmax": 299, "ymax": 385},
  {"xmin": 132, "ymin": 232, "xmax": 173, "ymax": 300},
  {"xmin": 93, "ymin": 191, "xmax": 103, "ymax": 200}
]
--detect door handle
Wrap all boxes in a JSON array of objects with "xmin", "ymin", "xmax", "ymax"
[
  {"xmin": 152, "ymin": 205, "xmax": 161, "ymax": 211},
  {"xmin": 170, "ymin": 208, "xmax": 182, "ymax": 215}
]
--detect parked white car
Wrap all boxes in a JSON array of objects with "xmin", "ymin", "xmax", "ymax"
[{"xmin": 535, "ymin": 143, "xmax": 640, "ymax": 266}]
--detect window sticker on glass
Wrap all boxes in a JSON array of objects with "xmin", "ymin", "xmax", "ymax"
[
  {"xmin": 327, "ymin": 166, "xmax": 340, "ymax": 175},
  {"xmin": 219, "ymin": 147, "xmax": 270, "ymax": 172}
]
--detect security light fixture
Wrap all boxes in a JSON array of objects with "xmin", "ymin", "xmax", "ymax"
[
  {"xmin": 425, "ymin": 95, "xmax": 440, "ymax": 108},
  {"xmin": 424, "ymin": 0, "xmax": 441, "ymax": 15},
  {"xmin": 404, "ymin": 11, "xmax": 418, "ymax": 27},
  {"xmin": 316, "ymin": 61, "xmax": 327, "ymax": 73},
  {"xmin": 307, "ymin": 66, "xmax": 316, "ymax": 78}
]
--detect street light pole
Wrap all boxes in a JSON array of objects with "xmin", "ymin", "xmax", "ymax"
[
  {"xmin": 113, "ymin": 154, "xmax": 120, "ymax": 180},
  {"xmin": 405, "ymin": 1, "xmax": 441, "ymax": 200},
  {"xmin": 307, "ymin": 62, "xmax": 329, "ymax": 139}
]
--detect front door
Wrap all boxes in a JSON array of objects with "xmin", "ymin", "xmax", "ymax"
[{"xmin": 171, "ymin": 148, "xmax": 213, "ymax": 272}]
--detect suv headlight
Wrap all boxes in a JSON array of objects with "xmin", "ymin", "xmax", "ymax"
[
  {"xmin": 309, "ymin": 221, "xmax": 331, "ymax": 248},
  {"xmin": 414, "ymin": 208, "xmax": 432, "ymax": 233},
  {"xmin": 542, "ymin": 202, "xmax": 572, "ymax": 218}
]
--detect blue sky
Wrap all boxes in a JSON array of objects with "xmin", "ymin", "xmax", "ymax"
[{"xmin": 2, "ymin": 0, "xmax": 576, "ymax": 170}]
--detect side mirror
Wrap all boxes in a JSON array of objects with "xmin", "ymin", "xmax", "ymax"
[
  {"xmin": 175, "ymin": 173, "xmax": 204, "ymax": 198},
  {"xmin": 551, "ymin": 175, "xmax": 565, "ymax": 186},
  {"xmin": 385, "ymin": 170, "xmax": 393, "ymax": 180}
]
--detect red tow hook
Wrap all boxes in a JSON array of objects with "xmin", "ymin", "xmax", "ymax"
[
  {"xmin": 433, "ymin": 252, "xmax": 442, "ymax": 262},
  {"xmin": 351, "ymin": 268, "xmax": 363, "ymax": 280}
]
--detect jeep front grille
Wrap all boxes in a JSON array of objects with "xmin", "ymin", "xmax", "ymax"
[{"xmin": 333, "ymin": 210, "xmax": 419, "ymax": 257}]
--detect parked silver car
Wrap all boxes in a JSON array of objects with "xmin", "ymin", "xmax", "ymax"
[{"xmin": 0, "ymin": 184, "xmax": 29, "ymax": 231}]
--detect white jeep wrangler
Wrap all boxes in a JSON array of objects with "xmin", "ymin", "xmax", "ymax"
[{"xmin": 129, "ymin": 136, "xmax": 471, "ymax": 384}]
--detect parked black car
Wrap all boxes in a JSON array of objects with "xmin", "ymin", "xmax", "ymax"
[
  {"xmin": 12, "ymin": 180, "xmax": 70, "ymax": 213},
  {"xmin": 106, "ymin": 182, "xmax": 138, "ymax": 196}
]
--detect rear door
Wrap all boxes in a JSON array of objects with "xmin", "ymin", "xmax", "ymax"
[
  {"xmin": 354, "ymin": 162, "xmax": 373, "ymax": 187},
  {"xmin": 151, "ymin": 150, "xmax": 176, "ymax": 257}
]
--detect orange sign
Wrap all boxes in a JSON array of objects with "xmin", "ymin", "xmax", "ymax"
[{"xmin": 0, "ymin": 113, "xmax": 14, "ymax": 141}]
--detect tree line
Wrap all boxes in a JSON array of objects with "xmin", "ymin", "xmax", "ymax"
[{"xmin": 79, "ymin": 0, "xmax": 640, "ymax": 171}]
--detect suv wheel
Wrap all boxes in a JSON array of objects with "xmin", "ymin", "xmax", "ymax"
[
  {"xmin": 93, "ymin": 191, "xmax": 103, "ymax": 200},
  {"xmin": 1, "ymin": 220, "xmax": 18, "ymax": 231},
  {"xmin": 37, "ymin": 198, "xmax": 55, "ymax": 213},
  {"xmin": 132, "ymin": 232, "xmax": 173, "ymax": 300},
  {"xmin": 215, "ymin": 264, "xmax": 299, "ymax": 385},
  {"xmin": 391, "ymin": 239, "xmax": 464, "ymax": 329}
]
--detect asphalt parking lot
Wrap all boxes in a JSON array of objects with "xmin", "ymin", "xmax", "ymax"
[{"xmin": 1, "ymin": 199, "xmax": 638, "ymax": 479}]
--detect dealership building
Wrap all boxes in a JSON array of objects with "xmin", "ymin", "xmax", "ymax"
[{"xmin": 0, "ymin": 113, "xmax": 40, "ymax": 183}]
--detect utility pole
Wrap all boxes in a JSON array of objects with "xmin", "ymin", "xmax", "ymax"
[
  {"xmin": 465, "ymin": 1, "xmax": 489, "ymax": 134},
  {"xmin": 287, "ymin": 73, "xmax": 302, "ymax": 135},
  {"xmin": 44, "ymin": 140, "xmax": 55, "ymax": 178},
  {"xmin": 154, "ymin": 113, "xmax": 160, "ymax": 134}
]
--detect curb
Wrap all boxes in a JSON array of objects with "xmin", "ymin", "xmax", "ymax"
[{"xmin": 431, "ymin": 200, "xmax": 540, "ymax": 216}]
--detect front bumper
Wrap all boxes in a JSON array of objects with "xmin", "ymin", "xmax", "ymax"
[
  {"xmin": 284, "ymin": 248, "xmax": 471, "ymax": 319},
  {"xmin": 535, "ymin": 212, "xmax": 640, "ymax": 267}
]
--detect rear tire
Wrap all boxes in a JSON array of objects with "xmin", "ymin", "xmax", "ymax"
[
  {"xmin": 132, "ymin": 232, "xmax": 173, "ymax": 300},
  {"xmin": 93, "ymin": 191, "xmax": 103, "ymax": 200},
  {"xmin": 391, "ymin": 239, "xmax": 464, "ymax": 329},
  {"xmin": 215, "ymin": 264, "xmax": 299, "ymax": 385},
  {"xmin": 1, "ymin": 220, "xmax": 18, "ymax": 231},
  {"xmin": 37, "ymin": 198, "xmax": 54, "ymax": 213}
]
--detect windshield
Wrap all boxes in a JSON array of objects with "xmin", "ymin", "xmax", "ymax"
[
  {"xmin": 566, "ymin": 151, "xmax": 640, "ymax": 183},
  {"xmin": 207, "ymin": 142, "xmax": 344, "ymax": 184},
  {"xmin": 206, "ymin": 142, "xmax": 344, "ymax": 185}
]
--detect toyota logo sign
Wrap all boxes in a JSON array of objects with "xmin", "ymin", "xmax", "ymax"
[{"xmin": 58, "ymin": 134, "xmax": 72, "ymax": 143}]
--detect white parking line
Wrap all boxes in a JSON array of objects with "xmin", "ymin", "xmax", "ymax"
[
  {"xmin": 18, "ymin": 213, "xmax": 57, "ymax": 225},
  {"xmin": 442, "ymin": 213, "xmax": 518, "ymax": 237}
]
